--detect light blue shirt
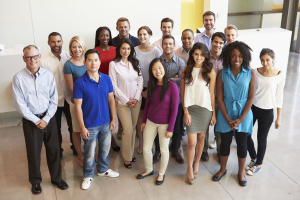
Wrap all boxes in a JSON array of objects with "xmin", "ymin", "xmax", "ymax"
[
  {"xmin": 194, "ymin": 31, "xmax": 212, "ymax": 51},
  {"xmin": 12, "ymin": 67, "xmax": 58, "ymax": 124},
  {"xmin": 215, "ymin": 66, "xmax": 253, "ymax": 134}
]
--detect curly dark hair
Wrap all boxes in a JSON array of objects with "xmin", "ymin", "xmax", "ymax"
[
  {"xmin": 220, "ymin": 41, "xmax": 252, "ymax": 68},
  {"xmin": 114, "ymin": 38, "xmax": 141, "ymax": 75},
  {"xmin": 184, "ymin": 42, "xmax": 212, "ymax": 86}
]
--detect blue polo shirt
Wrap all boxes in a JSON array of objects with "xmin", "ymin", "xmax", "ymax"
[
  {"xmin": 73, "ymin": 71, "xmax": 113, "ymax": 128},
  {"xmin": 112, "ymin": 34, "xmax": 141, "ymax": 47}
]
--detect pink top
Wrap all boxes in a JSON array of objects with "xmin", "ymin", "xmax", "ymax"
[
  {"xmin": 142, "ymin": 81, "xmax": 179, "ymax": 132},
  {"xmin": 109, "ymin": 60, "xmax": 143, "ymax": 105},
  {"xmin": 174, "ymin": 47, "xmax": 189, "ymax": 65}
]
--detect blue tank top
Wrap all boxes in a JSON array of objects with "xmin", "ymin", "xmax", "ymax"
[{"xmin": 215, "ymin": 66, "xmax": 253, "ymax": 134}]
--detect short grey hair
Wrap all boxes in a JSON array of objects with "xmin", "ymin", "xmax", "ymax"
[{"xmin": 23, "ymin": 45, "xmax": 40, "ymax": 54}]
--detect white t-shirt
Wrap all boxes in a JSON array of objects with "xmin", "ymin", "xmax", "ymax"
[{"xmin": 253, "ymin": 69, "xmax": 285, "ymax": 109}]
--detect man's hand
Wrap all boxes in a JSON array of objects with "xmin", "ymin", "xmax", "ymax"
[
  {"xmin": 110, "ymin": 119, "xmax": 116, "ymax": 132},
  {"xmin": 80, "ymin": 127, "xmax": 89, "ymax": 140},
  {"xmin": 36, "ymin": 119, "xmax": 48, "ymax": 129},
  {"xmin": 141, "ymin": 90, "xmax": 147, "ymax": 98}
]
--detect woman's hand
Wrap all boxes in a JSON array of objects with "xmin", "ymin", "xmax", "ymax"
[
  {"xmin": 225, "ymin": 118, "xmax": 237, "ymax": 130},
  {"xmin": 141, "ymin": 123, "xmax": 146, "ymax": 132},
  {"xmin": 230, "ymin": 118, "xmax": 243, "ymax": 130},
  {"xmin": 165, "ymin": 131, "xmax": 173, "ymax": 138},
  {"xmin": 141, "ymin": 90, "xmax": 147, "ymax": 98},
  {"xmin": 275, "ymin": 118, "xmax": 281, "ymax": 129},
  {"xmin": 184, "ymin": 113, "xmax": 192, "ymax": 126},
  {"xmin": 210, "ymin": 114, "xmax": 216, "ymax": 126}
]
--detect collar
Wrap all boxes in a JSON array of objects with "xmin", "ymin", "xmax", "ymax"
[
  {"xmin": 49, "ymin": 50, "xmax": 63, "ymax": 58},
  {"xmin": 161, "ymin": 54, "xmax": 177, "ymax": 63},
  {"xmin": 83, "ymin": 71, "xmax": 101, "ymax": 82},
  {"xmin": 118, "ymin": 34, "xmax": 131, "ymax": 40},
  {"xmin": 117, "ymin": 59, "xmax": 131, "ymax": 67},
  {"xmin": 201, "ymin": 28, "xmax": 216, "ymax": 38},
  {"xmin": 210, "ymin": 51, "xmax": 221, "ymax": 61},
  {"xmin": 25, "ymin": 67, "xmax": 42, "ymax": 78},
  {"xmin": 224, "ymin": 65, "xmax": 247, "ymax": 74},
  {"xmin": 181, "ymin": 47, "xmax": 190, "ymax": 54}
]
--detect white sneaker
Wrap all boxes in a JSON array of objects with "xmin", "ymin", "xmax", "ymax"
[
  {"xmin": 209, "ymin": 140, "xmax": 217, "ymax": 149},
  {"xmin": 81, "ymin": 177, "xmax": 93, "ymax": 190},
  {"xmin": 245, "ymin": 160, "xmax": 256, "ymax": 171},
  {"xmin": 247, "ymin": 165, "xmax": 261, "ymax": 176},
  {"xmin": 97, "ymin": 169, "xmax": 119, "ymax": 178}
]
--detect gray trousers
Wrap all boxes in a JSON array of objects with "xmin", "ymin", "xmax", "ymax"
[{"xmin": 203, "ymin": 99, "xmax": 221, "ymax": 154}]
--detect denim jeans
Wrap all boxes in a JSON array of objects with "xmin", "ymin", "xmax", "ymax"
[{"xmin": 83, "ymin": 122, "xmax": 111, "ymax": 178}]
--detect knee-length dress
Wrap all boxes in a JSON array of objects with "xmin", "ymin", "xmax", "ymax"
[{"xmin": 215, "ymin": 66, "xmax": 253, "ymax": 135}]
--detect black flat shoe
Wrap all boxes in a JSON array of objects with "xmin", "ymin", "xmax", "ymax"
[
  {"xmin": 124, "ymin": 162, "xmax": 132, "ymax": 169},
  {"xmin": 131, "ymin": 156, "xmax": 137, "ymax": 162},
  {"xmin": 51, "ymin": 180, "xmax": 68, "ymax": 190},
  {"xmin": 212, "ymin": 169, "xmax": 227, "ymax": 181},
  {"xmin": 238, "ymin": 174, "xmax": 247, "ymax": 186},
  {"xmin": 31, "ymin": 184, "xmax": 42, "ymax": 195},
  {"xmin": 137, "ymin": 171, "xmax": 154, "ymax": 179},
  {"xmin": 112, "ymin": 146, "xmax": 120, "ymax": 152},
  {"xmin": 156, "ymin": 175, "xmax": 165, "ymax": 185}
]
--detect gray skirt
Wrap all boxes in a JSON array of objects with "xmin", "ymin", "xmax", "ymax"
[{"xmin": 186, "ymin": 105, "xmax": 212, "ymax": 134}]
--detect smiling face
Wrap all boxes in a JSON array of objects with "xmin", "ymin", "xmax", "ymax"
[
  {"xmin": 192, "ymin": 49, "xmax": 205, "ymax": 65},
  {"xmin": 181, "ymin": 31, "xmax": 194, "ymax": 50},
  {"xmin": 23, "ymin": 48, "xmax": 41, "ymax": 72},
  {"xmin": 48, "ymin": 35, "xmax": 63, "ymax": 53},
  {"xmin": 203, "ymin": 15, "xmax": 215, "ymax": 31},
  {"xmin": 260, "ymin": 54, "xmax": 275, "ymax": 68},
  {"xmin": 138, "ymin": 29, "xmax": 150, "ymax": 44},
  {"xmin": 225, "ymin": 29, "xmax": 238, "ymax": 44},
  {"xmin": 71, "ymin": 41, "xmax": 83, "ymax": 57},
  {"xmin": 152, "ymin": 61, "xmax": 165, "ymax": 81},
  {"xmin": 211, "ymin": 36, "xmax": 224, "ymax": 54},
  {"xmin": 84, "ymin": 53, "xmax": 101, "ymax": 73},
  {"xmin": 98, "ymin": 29, "xmax": 110, "ymax": 46},
  {"xmin": 161, "ymin": 22, "xmax": 173, "ymax": 36},
  {"xmin": 230, "ymin": 48, "xmax": 243, "ymax": 68},
  {"xmin": 120, "ymin": 43, "xmax": 131, "ymax": 59},
  {"xmin": 162, "ymin": 38, "xmax": 175, "ymax": 55},
  {"xmin": 117, "ymin": 21, "xmax": 130, "ymax": 38}
]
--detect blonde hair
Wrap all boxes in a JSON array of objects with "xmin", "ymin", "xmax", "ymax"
[
  {"xmin": 69, "ymin": 36, "xmax": 87, "ymax": 57},
  {"xmin": 116, "ymin": 17, "xmax": 130, "ymax": 27},
  {"xmin": 224, "ymin": 25, "xmax": 238, "ymax": 34}
]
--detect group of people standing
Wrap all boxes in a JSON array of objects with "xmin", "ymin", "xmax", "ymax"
[{"xmin": 12, "ymin": 10, "xmax": 285, "ymax": 194}]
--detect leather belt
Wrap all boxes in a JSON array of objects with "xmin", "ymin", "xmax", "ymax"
[{"xmin": 34, "ymin": 111, "xmax": 47, "ymax": 119}]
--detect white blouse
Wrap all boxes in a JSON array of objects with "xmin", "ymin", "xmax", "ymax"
[
  {"xmin": 109, "ymin": 60, "xmax": 143, "ymax": 105},
  {"xmin": 184, "ymin": 67, "xmax": 212, "ymax": 111},
  {"xmin": 253, "ymin": 69, "xmax": 285, "ymax": 109}
]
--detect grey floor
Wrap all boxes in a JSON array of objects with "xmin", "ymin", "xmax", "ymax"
[{"xmin": 0, "ymin": 53, "xmax": 300, "ymax": 200}]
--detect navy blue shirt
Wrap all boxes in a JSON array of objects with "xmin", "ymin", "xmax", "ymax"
[
  {"xmin": 112, "ymin": 34, "xmax": 141, "ymax": 47},
  {"xmin": 73, "ymin": 71, "xmax": 113, "ymax": 128}
]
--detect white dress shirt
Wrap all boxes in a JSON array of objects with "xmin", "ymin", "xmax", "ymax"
[
  {"xmin": 39, "ymin": 51, "xmax": 71, "ymax": 107},
  {"xmin": 109, "ymin": 60, "xmax": 143, "ymax": 105},
  {"xmin": 152, "ymin": 38, "xmax": 182, "ymax": 54}
]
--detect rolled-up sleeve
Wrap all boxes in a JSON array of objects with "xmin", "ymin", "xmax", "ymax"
[{"xmin": 134, "ymin": 71, "xmax": 143, "ymax": 101}]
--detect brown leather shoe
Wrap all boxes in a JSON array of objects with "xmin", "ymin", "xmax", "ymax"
[
  {"xmin": 171, "ymin": 152, "xmax": 184, "ymax": 164},
  {"xmin": 201, "ymin": 152, "xmax": 209, "ymax": 162},
  {"xmin": 153, "ymin": 151, "xmax": 161, "ymax": 163}
]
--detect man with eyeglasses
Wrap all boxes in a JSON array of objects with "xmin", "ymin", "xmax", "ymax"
[
  {"xmin": 39, "ymin": 32, "xmax": 76, "ymax": 158},
  {"xmin": 12, "ymin": 45, "xmax": 69, "ymax": 194}
]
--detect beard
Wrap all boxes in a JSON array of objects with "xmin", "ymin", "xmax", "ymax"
[
  {"xmin": 205, "ymin": 24, "xmax": 214, "ymax": 30},
  {"xmin": 51, "ymin": 46, "xmax": 62, "ymax": 53}
]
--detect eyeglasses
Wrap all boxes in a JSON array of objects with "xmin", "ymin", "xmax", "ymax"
[{"xmin": 24, "ymin": 54, "xmax": 39, "ymax": 61}]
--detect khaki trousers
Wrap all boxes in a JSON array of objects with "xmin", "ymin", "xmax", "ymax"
[
  {"xmin": 117, "ymin": 100, "xmax": 141, "ymax": 161},
  {"xmin": 143, "ymin": 119, "xmax": 170, "ymax": 175}
]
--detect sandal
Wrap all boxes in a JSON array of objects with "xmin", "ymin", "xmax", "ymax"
[
  {"xmin": 131, "ymin": 156, "xmax": 137, "ymax": 162},
  {"xmin": 124, "ymin": 162, "xmax": 132, "ymax": 169}
]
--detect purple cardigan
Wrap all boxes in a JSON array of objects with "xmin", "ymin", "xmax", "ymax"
[{"xmin": 142, "ymin": 81, "xmax": 179, "ymax": 132}]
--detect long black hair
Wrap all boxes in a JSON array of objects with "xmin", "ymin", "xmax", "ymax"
[
  {"xmin": 114, "ymin": 38, "xmax": 141, "ymax": 75},
  {"xmin": 147, "ymin": 58, "xmax": 169, "ymax": 103},
  {"xmin": 184, "ymin": 42, "xmax": 212, "ymax": 86},
  {"xmin": 220, "ymin": 41, "xmax": 252, "ymax": 68},
  {"xmin": 94, "ymin": 26, "xmax": 113, "ymax": 48}
]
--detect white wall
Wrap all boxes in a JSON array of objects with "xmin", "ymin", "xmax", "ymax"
[
  {"xmin": 0, "ymin": 0, "xmax": 181, "ymax": 55},
  {"xmin": 204, "ymin": 0, "xmax": 229, "ymax": 31}
]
